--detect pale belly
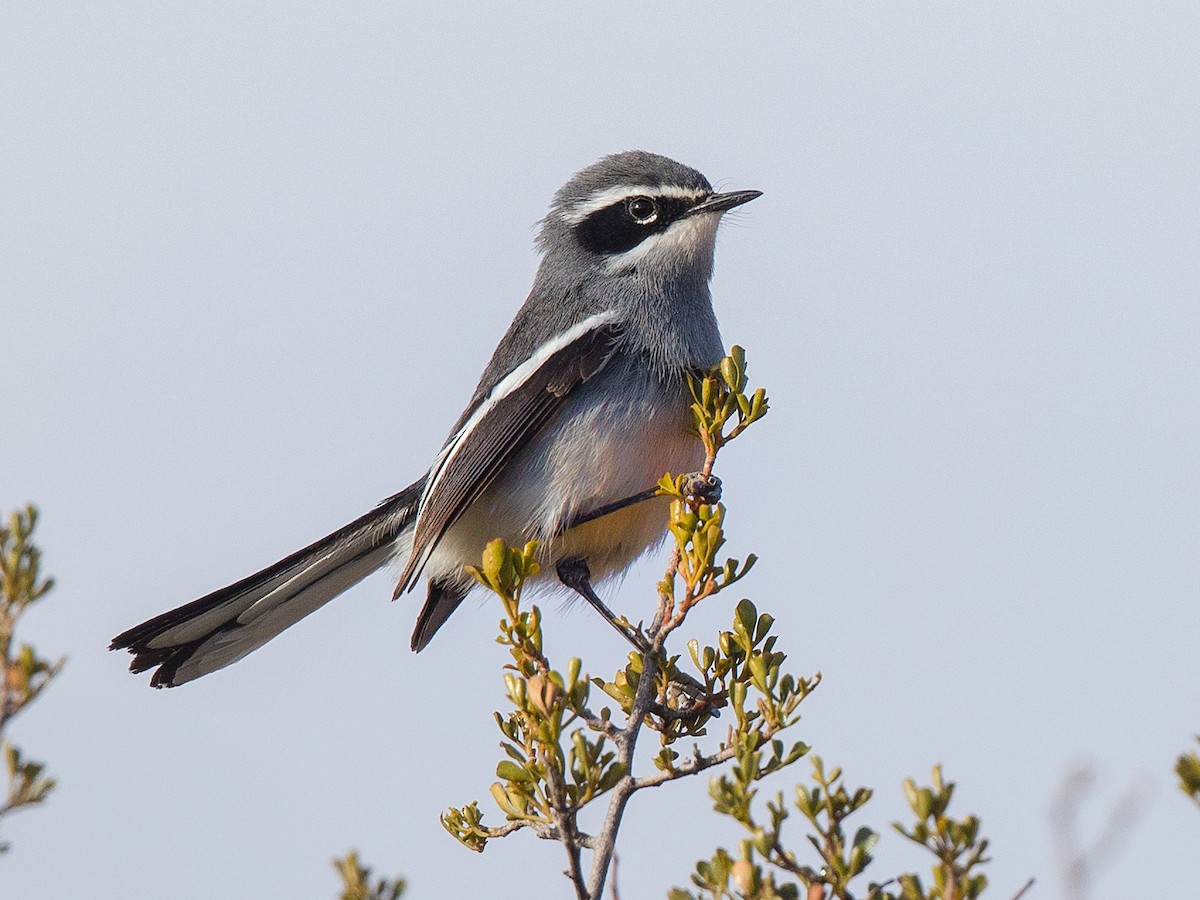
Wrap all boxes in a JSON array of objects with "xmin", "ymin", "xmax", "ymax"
[{"xmin": 421, "ymin": 365, "xmax": 704, "ymax": 586}]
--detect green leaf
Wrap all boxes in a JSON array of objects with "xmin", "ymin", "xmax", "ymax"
[{"xmin": 495, "ymin": 761, "xmax": 533, "ymax": 784}]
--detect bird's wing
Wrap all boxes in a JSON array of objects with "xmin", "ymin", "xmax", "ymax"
[{"xmin": 395, "ymin": 311, "xmax": 623, "ymax": 593}]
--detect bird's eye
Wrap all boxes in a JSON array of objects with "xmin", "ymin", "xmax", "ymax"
[{"xmin": 626, "ymin": 196, "xmax": 658, "ymax": 224}]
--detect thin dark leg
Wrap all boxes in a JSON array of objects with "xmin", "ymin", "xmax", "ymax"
[
  {"xmin": 557, "ymin": 473, "xmax": 723, "ymax": 537},
  {"xmin": 558, "ymin": 487, "xmax": 661, "ymax": 535},
  {"xmin": 557, "ymin": 558, "xmax": 715, "ymax": 708},
  {"xmin": 556, "ymin": 557, "xmax": 648, "ymax": 652}
]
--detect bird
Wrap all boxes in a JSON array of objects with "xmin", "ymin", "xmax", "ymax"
[{"xmin": 110, "ymin": 150, "xmax": 761, "ymax": 688}]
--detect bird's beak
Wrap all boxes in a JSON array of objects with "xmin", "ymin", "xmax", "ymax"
[{"xmin": 683, "ymin": 189, "xmax": 763, "ymax": 218}]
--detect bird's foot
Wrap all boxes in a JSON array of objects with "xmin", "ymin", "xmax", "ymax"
[{"xmin": 680, "ymin": 472, "xmax": 722, "ymax": 505}]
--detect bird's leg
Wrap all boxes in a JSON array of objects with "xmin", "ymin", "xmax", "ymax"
[
  {"xmin": 558, "ymin": 487, "xmax": 661, "ymax": 534},
  {"xmin": 558, "ymin": 473, "xmax": 723, "ymax": 535},
  {"xmin": 556, "ymin": 557, "xmax": 648, "ymax": 652},
  {"xmin": 556, "ymin": 557, "xmax": 718, "ymax": 713},
  {"xmin": 553, "ymin": 474, "xmax": 725, "ymax": 703}
]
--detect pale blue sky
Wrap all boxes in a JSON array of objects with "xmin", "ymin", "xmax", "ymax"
[{"xmin": 2, "ymin": 3, "xmax": 1198, "ymax": 898}]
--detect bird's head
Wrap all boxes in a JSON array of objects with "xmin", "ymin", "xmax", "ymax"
[{"xmin": 539, "ymin": 151, "xmax": 761, "ymax": 283}]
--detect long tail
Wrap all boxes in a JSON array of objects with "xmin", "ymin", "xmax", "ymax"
[{"xmin": 111, "ymin": 478, "xmax": 425, "ymax": 688}]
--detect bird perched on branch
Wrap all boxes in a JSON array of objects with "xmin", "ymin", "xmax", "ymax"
[{"xmin": 111, "ymin": 150, "xmax": 761, "ymax": 687}]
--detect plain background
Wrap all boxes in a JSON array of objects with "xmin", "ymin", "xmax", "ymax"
[{"xmin": 2, "ymin": 3, "xmax": 1198, "ymax": 897}]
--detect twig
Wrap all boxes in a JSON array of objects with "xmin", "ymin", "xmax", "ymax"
[
  {"xmin": 483, "ymin": 819, "xmax": 560, "ymax": 841},
  {"xmin": 1051, "ymin": 763, "xmax": 1147, "ymax": 900},
  {"xmin": 585, "ymin": 629, "xmax": 664, "ymax": 897},
  {"xmin": 578, "ymin": 707, "xmax": 623, "ymax": 738},
  {"xmin": 547, "ymin": 777, "xmax": 588, "ymax": 899}
]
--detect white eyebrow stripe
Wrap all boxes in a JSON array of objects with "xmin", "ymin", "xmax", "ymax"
[
  {"xmin": 561, "ymin": 184, "xmax": 709, "ymax": 225},
  {"xmin": 419, "ymin": 308, "xmax": 622, "ymax": 518}
]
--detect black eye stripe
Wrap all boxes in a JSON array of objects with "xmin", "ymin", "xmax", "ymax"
[{"xmin": 573, "ymin": 195, "xmax": 700, "ymax": 256}]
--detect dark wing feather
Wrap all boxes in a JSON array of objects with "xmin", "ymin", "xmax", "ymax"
[{"xmin": 396, "ymin": 319, "xmax": 622, "ymax": 593}]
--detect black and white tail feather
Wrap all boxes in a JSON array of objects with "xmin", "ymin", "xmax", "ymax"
[
  {"xmin": 110, "ymin": 482, "xmax": 424, "ymax": 688},
  {"xmin": 111, "ymin": 150, "xmax": 760, "ymax": 688}
]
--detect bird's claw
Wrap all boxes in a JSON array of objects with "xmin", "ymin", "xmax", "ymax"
[{"xmin": 681, "ymin": 472, "xmax": 722, "ymax": 505}]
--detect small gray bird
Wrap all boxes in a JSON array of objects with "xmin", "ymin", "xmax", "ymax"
[{"xmin": 111, "ymin": 151, "xmax": 761, "ymax": 687}]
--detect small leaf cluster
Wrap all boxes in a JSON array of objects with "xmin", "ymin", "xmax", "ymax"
[
  {"xmin": 668, "ymin": 847, "xmax": 800, "ymax": 900},
  {"xmin": 1, "ymin": 744, "xmax": 56, "ymax": 854},
  {"xmin": 0, "ymin": 505, "xmax": 63, "ymax": 853},
  {"xmin": 653, "ymin": 344, "xmax": 767, "ymax": 623},
  {"xmin": 689, "ymin": 344, "xmax": 769, "ymax": 463},
  {"xmin": 656, "ymin": 486, "xmax": 757, "ymax": 622},
  {"xmin": 0, "ymin": 508, "xmax": 55, "ymax": 616},
  {"xmin": 887, "ymin": 767, "xmax": 989, "ymax": 900},
  {"xmin": 716, "ymin": 600, "xmax": 814, "ymax": 740},
  {"xmin": 678, "ymin": 763, "xmax": 993, "ymax": 900},
  {"xmin": 666, "ymin": 598, "xmax": 816, "ymax": 765},
  {"xmin": 1, "ymin": 507, "xmax": 61, "ymax": 726},
  {"xmin": 1176, "ymin": 737, "xmax": 1200, "ymax": 811},
  {"xmin": 332, "ymin": 849, "xmax": 406, "ymax": 900},
  {"xmin": 793, "ymin": 758, "xmax": 879, "ymax": 895},
  {"xmin": 443, "ymin": 539, "xmax": 624, "ymax": 854},
  {"xmin": 676, "ymin": 756, "xmax": 877, "ymax": 900}
]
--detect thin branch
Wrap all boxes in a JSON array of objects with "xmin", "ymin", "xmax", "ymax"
[
  {"xmin": 480, "ymin": 818, "xmax": 571, "ymax": 843},
  {"xmin": 766, "ymin": 838, "xmax": 808, "ymax": 879},
  {"xmin": 578, "ymin": 708, "xmax": 622, "ymax": 738},
  {"xmin": 1051, "ymin": 764, "xmax": 1147, "ymax": 900},
  {"xmin": 545, "ymin": 769, "xmax": 588, "ymax": 899},
  {"xmin": 641, "ymin": 699, "xmax": 720, "ymax": 728},
  {"xmin": 631, "ymin": 743, "xmax": 740, "ymax": 790},
  {"xmin": 585, "ymin": 638, "xmax": 663, "ymax": 897}
]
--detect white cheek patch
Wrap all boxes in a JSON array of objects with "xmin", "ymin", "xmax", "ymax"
[
  {"xmin": 562, "ymin": 184, "xmax": 708, "ymax": 225},
  {"xmin": 604, "ymin": 214, "xmax": 720, "ymax": 275}
]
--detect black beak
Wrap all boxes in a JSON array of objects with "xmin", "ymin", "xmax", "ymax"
[{"xmin": 683, "ymin": 189, "xmax": 763, "ymax": 218}]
